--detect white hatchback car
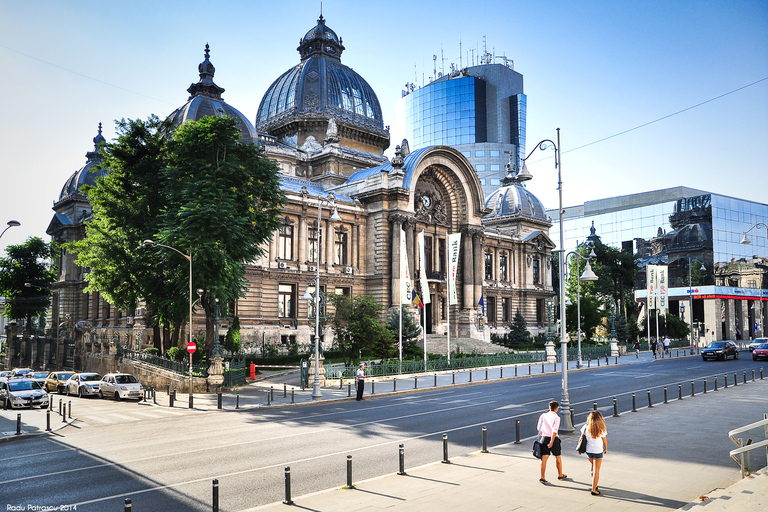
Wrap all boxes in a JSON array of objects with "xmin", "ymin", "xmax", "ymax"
[
  {"xmin": 99, "ymin": 373, "xmax": 144, "ymax": 401},
  {"xmin": 64, "ymin": 373, "xmax": 102, "ymax": 398}
]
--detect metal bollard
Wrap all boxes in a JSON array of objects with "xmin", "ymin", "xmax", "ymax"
[
  {"xmin": 442, "ymin": 433, "xmax": 450, "ymax": 463},
  {"xmin": 340, "ymin": 377, "xmax": 343, "ymax": 390},
  {"xmin": 217, "ymin": 392, "xmax": 222, "ymax": 409},
  {"xmin": 664, "ymin": 387, "xmax": 668, "ymax": 404},
  {"xmin": 236, "ymin": 394, "xmax": 240, "ymax": 409},
  {"xmin": 593, "ymin": 401, "xmax": 597, "ymax": 411},
  {"xmin": 394, "ymin": 379, "xmax": 397, "ymax": 392},
  {"xmin": 632, "ymin": 393, "xmax": 637, "ymax": 412},
  {"xmin": 189, "ymin": 394, "xmax": 194, "ymax": 409},
  {"xmin": 153, "ymin": 386, "xmax": 157, "ymax": 404},
  {"xmin": 482, "ymin": 426, "xmax": 488, "ymax": 453},
  {"xmin": 62, "ymin": 404, "xmax": 67, "ymax": 422},
  {"xmin": 346, "ymin": 455, "xmax": 353, "ymax": 488},
  {"xmin": 613, "ymin": 397, "xmax": 619, "ymax": 417},
  {"xmin": 528, "ymin": 364, "xmax": 531, "ymax": 375},
  {"xmin": 170, "ymin": 390, "xmax": 174, "ymax": 407},
  {"xmin": 501, "ymin": 367, "xmax": 504, "ymax": 378},
  {"xmin": 648, "ymin": 390, "xmax": 653, "ymax": 408},
  {"xmin": 212, "ymin": 478, "xmax": 219, "ymax": 512},
  {"xmin": 371, "ymin": 381, "xmax": 375, "ymax": 394},
  {"xmin": 752, "ymin": 370, "xmax": 756, "ymax": 382},
  {"xmin": 597, "ymin": 357, "xmax": 600, "ymax": 367},
  {"xmin": 415, "ymin": 377, "xmax": 418, "ymax": 389},
  {"xmin": 16, "ymin": 414, "xmax": 21, "ymax": 435},
  {"xmin": 59, "ymin": 399, "xmax": 62, "ymax": 416},
  {"xmin": 743, "ymin": 371, "xmax": 747, "ymax": 384},
  {"xmin": 49, "ymin": 397, "xmax": 53, "ymax": 410},
  {"xmin": 541, "ymin": 363, "xmax": 544, "ymax": 373},
  {"xmin": 270, "ymin": 386, "xmax": 274, "ymax": 401},
  {"xmin": 715, "ymin": 376, "xmax": 719, "ymax": 391},
  {"xmin": 469, "ymin": 371, "xmax": 472, "ymax": 383},
  {"xmin": 124, "ymin": 498, "xmax": 132, "ymax": 512},
  {"xmin": 267, "ymin": 390, "xmax": 271, "ymax": 406},
  {"xmin": 284, "ymin": 383, "xmax": 287, "ymax": 397},
  {"xmin": 588, "ymin": 359, "xmax": 591, "ymax": 368},
  {"xmin": 678, "ymin": 384, "xmax": 683, "ymax": 401},
  {"xmin": 68, "ymin": 401, "xmax": 72, "ymax": 419},
  {"xmin": 515, "ymin": 366, "xmax": 518, "ymax": 377},
  {"xmin": 734, "ymin": 373, "xmax": 738, "ymax": 386},
  {"xmin": 724, "ymin": 374, "xmax": 728, "ymax": 388},
  {"xmin": 283, "ymin": 467, "xmax": 294, "ymax": 505},
  {"xmin": 703, "ymin": 378, "xmax": 707, "ymax": 394},
  {"xmin": 291, "ymin": 389, "xmax": 295, "ymax": 404},
  {"xmin": 348, "ymin": 384, "xmax": 352, "ymax": 397},
  {"xmin": 398, "ymin": 444, "xmax": 406, "ymax": 475},
  {"xmin": 515, "ymin": 419, "xmax": 521, "ymax": 444},
  {"xmin": 615, "ymin": 356, "xmax": 619, "ymax": 365},
  {"xmin": 452, "ymin": 373, "xmax": 455, "ymax": 384},
  {"xmin": 691, "ymin": 381, "xmax": 695, "ymax": 397},
  {"xmin": 46, "ymin": 410, "xmax": 51, "ymax": 431},
  {"xmin": 485, "ymin": 369, "xmax": 488, "ymax": 380},
  {"xmin": 554, "ymin": 361, "xmax": 557, "ymax": 372},
  {"xmin": 434, "ymin": 374, "xmax": 438, "ymax": 387},
  {"xmin": 761, "ymin": 367, "xmax": 764, "ymax": 380}
]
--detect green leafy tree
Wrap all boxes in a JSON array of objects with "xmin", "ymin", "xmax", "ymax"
[
  {"xmin": 387, "ymin": 307, "xmax": 422, "ymax": 357},
  {"xmin": 158, "ymin": 116, "xmax": 285, "ymax": 351},
  {"xmin": 640, "ymin": 313, "xmax": 690, "ymax": 339},
  {"xmin": 0, "ymin": 237, "xmax": 58, "ymax": 333},
  {"xmin": 224, "ymin": 315, "xmax": 241, "ymax": 353},
  {"xmin": 327, "ymin": 294, "xmax": 394, "ymax": 364}
]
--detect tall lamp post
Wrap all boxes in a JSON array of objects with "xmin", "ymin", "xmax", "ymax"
[
  {"xmin": 302, "ymin": 194, "xmax": 341, "ymax": 400},
  {"xmin": 0, "ymin": 220, "xmax": 21, "ymax": 240},
  {"xmin": 565, "ymin": 243, "xmax": 598, "ymax": 368},
  {"xmin": 520, "ymin": 128, "xmax": 574, "ymax": 433},
  {"xmin": 143, "ymin": 240, "xmax": 193, "ymax": 396},
  {"xmin": 686, "ymin": 257, "xmax": 706, "ymax": 348}
]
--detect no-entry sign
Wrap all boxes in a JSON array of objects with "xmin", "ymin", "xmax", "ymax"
[{"xmin": 186, "ymin": 341, "xmax": 197, "ymax": 354}]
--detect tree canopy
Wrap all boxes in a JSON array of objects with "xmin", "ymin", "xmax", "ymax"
[
  {"xmin": 327, "ymin": 294, "xmax": 395, "ymax": 364},
  {"xmin": 0, "ymin": 237, "xmax": 58, "ymax": 333}
]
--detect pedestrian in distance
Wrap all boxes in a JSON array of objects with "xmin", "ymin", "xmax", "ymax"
[
  {"xmin": 356, "ymin": 363, "xmax": 365, "ymax": 401},
  {"xmin": 580, "ymin": 410, "xmax": 607, "ymax": 496},
  {"xmin": 663, "ymin": 336, "xmax": 671, "ymax": 355},
  {"xmin": 650, "ymin": 337, "xmax": 657, "ymax": 359},
  {"xmin": 537, "ymin": 400, "xmax": 567, "ymax": 484},
  {"xmin": 633, "ymin": 339, "xmax": 640, "ymax": 358}
]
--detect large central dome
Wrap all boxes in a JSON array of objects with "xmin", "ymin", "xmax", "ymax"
[{"xmin": 256, "ymin": 15, "xmax": 386, "ymax": 143}]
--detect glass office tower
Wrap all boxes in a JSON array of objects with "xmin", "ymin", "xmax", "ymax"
[{"xmin": 397, "ymin": 63, "xmax": 526, "ymax": 200}]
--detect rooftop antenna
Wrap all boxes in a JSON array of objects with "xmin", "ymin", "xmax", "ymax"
[
  {"xmin": 432, "ymin": 54, "xmax": 437, "ymax": 81},
  {"xmin": 441, "ymin": 46, "xmax": 446, "ymax": 75},
  {"xmin": 459, "ymin": 40, "xmax": 462, "ymax": 68}
]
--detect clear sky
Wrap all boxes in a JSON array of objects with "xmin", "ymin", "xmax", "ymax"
[{"xmin": 1, "ymin": 0, "xmax": 766, "ymax": 255}]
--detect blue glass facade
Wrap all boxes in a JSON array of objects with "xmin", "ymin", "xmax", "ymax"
[{"xmin": 403, "ymin": 77, "xmax": 486, "ymax": 148}]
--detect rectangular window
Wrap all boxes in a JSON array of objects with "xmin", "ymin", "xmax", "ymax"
[
  {"xmin": 501, "ymin": 298, "xmax": 510, "ymax": 322},
  {"xmin": 278, "ymin": 224, "xmax": 293, "ymax": 260},
  {"xmin": 424, "ymin": 235, "xmax": 433, "ymax": 275},
  {"xmin": 485, "ymin": 251, "xmax": 493, "ymax": 281},
  {"xmin": 281, "ymin": 335, "xmax": 296, "ymax": 345},
  {"xmin": 499, "ymin": 253, "xmax": 507, "ymax": 281},
  {"xmin": 476, "ymin": 150, "xmax": 485, "ymax": 157},
  {"xmin": 278, "ymin": 284, "xmax": 295, "ymax": 318},
  {"xmin": 308, "ymin": 225, "xmax": 319, "ymax": 263},
  {"xmin": 537, "ymin": 299, "xmax": 545, "ymax": 324},
  {"xmin": 438, "ymin": 238, "xmax": 446, "ymax": 273},
  {"xmin": 487, "ymin": 296, "xmax": 496, "ymax": 322},
  {"xmin": 532, "ymin": 257, "xmax": 540, "ymax": 285},
  {"xmin": 334, "ymin": 230, "xmax": 348, "ymax": 265}
]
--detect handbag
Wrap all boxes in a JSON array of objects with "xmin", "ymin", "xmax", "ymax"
[
  {"xmin": 532, "ymin": 436, "xmax": 544, "ymax": 459},
  {"xmin": 576, "ymin": 434, "xmax": 587, "ymax": 454}
]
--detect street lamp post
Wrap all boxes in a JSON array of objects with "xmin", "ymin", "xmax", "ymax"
[
  {"xmin": 565, "ymin": 243, "xmax": 598, "ymax": 368},
  {"xmin": 686, "ymin": 257, "xmax": 706, "ymax": 349},
  {"xmin": 143, "ymin": 240, "xmax": 193, "ymax": 396},
  {"xmin": 0, "ymin": 220, "xmax": 21, "ymax": 240},
  {"xmin": 520, "ymin": 128, "xmax": 574, "ymax": 433},
  {"xmin": 302, "ymin": 194, "xmax": 341, "ymax": 400}
]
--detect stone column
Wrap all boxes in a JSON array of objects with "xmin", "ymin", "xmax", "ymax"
[
  {"xmin": 351, "ymin": 223, "xmax": 359, "ymax": 270},
  {"xmin": 297, "ymin": 215, "xmax": 307, "ymax": 267},
  {"xmin": 325, "ymin": 220, "xmax": 334, "ymax": 269},
  {"xmin": 473, "ymin": 229, "xmax": 484, "ymax": 308},
  {"xmin": 462, "ymin": 229, "xmax": 474, "ymax": 309}
]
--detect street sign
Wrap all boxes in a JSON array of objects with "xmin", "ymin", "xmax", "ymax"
[{"xmin": 186, "ymin": 342, "xmax": 197, "ymax": 354}]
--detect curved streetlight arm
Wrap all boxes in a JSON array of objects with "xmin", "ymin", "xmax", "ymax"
[
  {"xmin": 740, "ymin": 223, "xmax": 768, "ymax": 245},
  {"xmin": 0, "ymin": 220, "xmax": 21, "ymax": 240},
  {"xmin": 521, "ymin": 139, "xmax": 559, "ymax": 168}
]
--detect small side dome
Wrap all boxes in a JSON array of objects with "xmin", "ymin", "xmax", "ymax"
[
  {"xmin": 166, "ymin": 44, "xmax": 257, "ymax": 144},
  {"xmin": 483, "ymin": 159, "xmax": 548, "ymax": 224},
  {"xmin": 59, "ymin": 123, "xmax": 109, "ymax": 201}
]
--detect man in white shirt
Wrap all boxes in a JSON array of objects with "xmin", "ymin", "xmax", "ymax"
[
  {"xmin": 663, "ymin": 336, "xmax": 671, "ymax": 355},
  {"xmin": 537, "ymin": 400, "xmax": 567, "ymax": 483},
  {"xmin": 356, "ymin": 363, "xmax": 365, "ymax": 401}
]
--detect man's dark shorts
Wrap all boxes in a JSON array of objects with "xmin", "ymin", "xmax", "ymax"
[{"xmin": 540, "ymin": 436, "xmax": 561, "ymax": 456}]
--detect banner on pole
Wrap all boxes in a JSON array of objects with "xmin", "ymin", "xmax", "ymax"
[
  {"xmin": 657, "ymin": 265, "xmax": 668, "ymax": 313},
  {"xmin": 647, "ymin": 264, "xmax": 657, "ymax": 310},
  {"xmin": 400, "ymin": 227, "xmax": 412, "ymax": 304},
  {"xmin": 447, "ymin": 233, "xmax": 461, "ymax": 306},
  {"xmin": 417, "ymin": 231, "xmax": 431, "ymax": 305}
]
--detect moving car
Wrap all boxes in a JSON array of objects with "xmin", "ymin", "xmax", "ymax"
[
  {"xmin": 44, "ymin": 371, "xmax": 75, "ymax": 394},
  {"xmin": 99, "ymin": 373, "xmax": 144, "ymax": 401},
  {"xmin": 748, "ymin": 338, "xmax": 768, "ymax": 352},
  {"xmin": 1, "ymin": 377, "xmax": 50, "ymax": 409},
  {"xmin": 64, "ymin": 373, "xmax": 102, "ymax": 397},
  {"xmin": 701, "ymin": 341, "xmax": 739, "ymax": 361},
  {"xmin": 752, "ymin": 343, "xmax": 768, "ymax": 361}
]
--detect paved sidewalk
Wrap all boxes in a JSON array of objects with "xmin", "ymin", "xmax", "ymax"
[{"xmin": 247, "ymin": 377, "xmax": 768, "ymax": 512}]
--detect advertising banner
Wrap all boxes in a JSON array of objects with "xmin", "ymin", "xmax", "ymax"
[
  {"xmin": 417, "ymin": 231, "xmax": 431, "ymax": 305},
  {"xmin": 400, "ymin": 227, "xmax": 412, "ymax": 304},
  {"xmin": 647, "ymin": 264, "xmax": 657, "ymax": 310},
  {"xmin": 657, "ymin": 265, "xmax": 668, "ymax": 313},
  {"xmin": 447, "ymin": 233, "xmax": 461, "ymax": 306}
]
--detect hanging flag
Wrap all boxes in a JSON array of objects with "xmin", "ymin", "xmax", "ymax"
[
  {"xmin": 447, "ymin": 233, "xmax": 461, "ymax": 306},
  {"xmin": 478, "ymin": 295, "xmax": 485, "ymax": 315},
  {"xmin": 417, "ymin": 231, "xmax": 431, "ymax": 305},
  {"xmin": 412, "ymin": 289, "xmax": 424, "ymax": 308},
  {"xmin": 400, "ymin": 227, "xmax": 412, "ymax": 304},
  {"xmin": 647, "ymin": 264, "xmax": 657, "ymax": 310},
  {"xmin": 657, "ymin": 265, "xmax": 668, "ymax": 313}
]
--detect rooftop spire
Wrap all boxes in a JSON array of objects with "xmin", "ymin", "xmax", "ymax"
[{"xmin": 187, "ymin": 43, "xmax": 225, "ymax": 100}]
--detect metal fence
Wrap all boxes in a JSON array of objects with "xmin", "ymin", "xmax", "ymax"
[
  {"xmin": 224, "ymin": 358, "xmax": 247, "ymax": 387},
  {"xmin": 117, "ymin": 346, "xmax": 208, "ymax": 377}
]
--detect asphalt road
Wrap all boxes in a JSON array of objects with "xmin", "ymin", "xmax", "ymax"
[{"xmin": 1, "ymin": 355, "xmax": 764, "ymax": 512}]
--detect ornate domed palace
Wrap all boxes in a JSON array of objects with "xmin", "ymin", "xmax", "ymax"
[{"xmin": 43, "ymin": 15, "xmax": 555, "ymax": 371}]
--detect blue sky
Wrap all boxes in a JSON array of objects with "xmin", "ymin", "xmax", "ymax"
[{"xmin": 1, "ymin": 0, "xmax": 766, "ymax": 254}]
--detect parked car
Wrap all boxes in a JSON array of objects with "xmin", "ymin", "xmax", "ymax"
[
  {"xmin": 44, "ymin": 371, "xmax": 75, "ymax": 394},
  {"xmin": 10, "ymin": 368, "xmax": 34, "ymax": 378},
  {"xmin": 64, "ymin": 373, "xmax": 102, "ymax": 397},
  {"xmin": 752, "ymin": 343, "xmax": 768, "ymax": 361},
  {"xmin": 99, "ymin": 373, "xmax": 144, "ymax": 401},
  {"xmin": 31, "ymin": 371, "xmax": 50, "ymax": 386},
  {"xmin": 1, "ymin": 377, "xmax": 50, "ymax": 409},
  {"xmin": 748, "ymin": 338, "xmax": 768, "ymax": 352},
  {"xmin": 701, "ymin": 341, "xmax": 739, "ymax": 361}
]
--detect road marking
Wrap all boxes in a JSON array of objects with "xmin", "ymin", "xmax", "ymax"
[{"xmin": 105, "ymin": 413, "xmax": 136, "ymax": 421}]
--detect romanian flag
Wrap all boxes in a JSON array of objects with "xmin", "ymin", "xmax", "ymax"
[{"xmin": 412, "ymin": 289, "xmax": 424, "ymax": 309}]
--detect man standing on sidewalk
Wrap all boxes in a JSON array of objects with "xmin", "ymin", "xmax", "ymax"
[
  {"xmin": 537, "ymin": 400, "xmax": 567, "ymax": 483},
  {"xmin": 663, "ymin": 336, "xmax": 671, "ymax": 355},
  {"xmin": 356, "ymin": 363, "xmax": 365, "ymax": 401}
]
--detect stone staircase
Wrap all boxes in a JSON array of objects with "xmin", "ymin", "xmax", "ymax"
[
  {"xmin": 680, "ymin": 466, "xmax": 767, "ymax": 511},
  {"xmin": 421, "ymin": 335, "xmax": 511, "ymax": 356}
]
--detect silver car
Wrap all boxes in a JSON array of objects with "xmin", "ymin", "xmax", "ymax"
[
  {"xmin": 99, "ymin": 373, "xmax": 144, "ymax": 401},
  {"xmin": 64, "ymin": 373, "xmax": 102, "ymax": 398},
  {"xmin": 748, "ymin": 337, "xmax": 768, "ymax": 352},
  {"xmin": 1, "ymin": 377, "xmax": 50, "ymax": 409}
]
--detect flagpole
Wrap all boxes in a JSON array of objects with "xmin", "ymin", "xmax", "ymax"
[
  {"xmin": 399, "ymin": 302, "xmax": 403, "ymax": 373},
  {"xmin": 423, "ymin": 301, "xmax": 427, "ymax": 368}
]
